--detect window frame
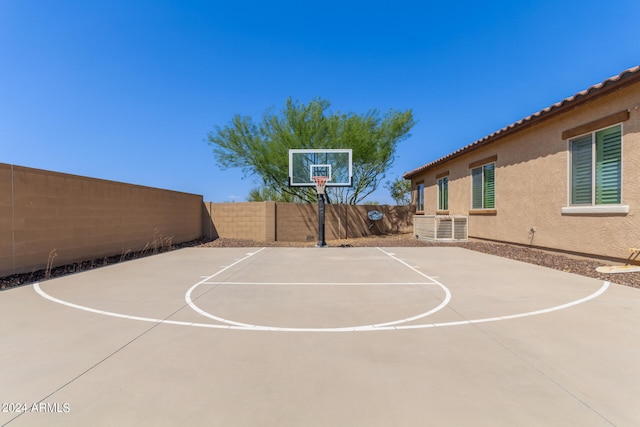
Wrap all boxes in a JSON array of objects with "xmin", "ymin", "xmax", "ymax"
[
  {"xmin": 416, "ymin": 181, "xmax": 425, "ymax": 213},
  {"xmin": 563, "ymin": 123, "xmax": 628, "ymax": 215},
  {"xmin": 436, "ymin": 173, "xmax": 449, "ymax": 213},
  {"xmin": 469, "ymin": 159, "xmax": 496, "ymax": 213}
]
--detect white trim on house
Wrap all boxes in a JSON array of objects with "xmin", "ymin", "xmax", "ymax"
[{"xmin": 561, "ymin": 205, "xmax": 629, "ymax": 215}]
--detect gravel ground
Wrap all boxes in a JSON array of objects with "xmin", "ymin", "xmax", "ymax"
[{"xmin": 2, "ymin": 234, "xmax": 639, "ymax": 290}]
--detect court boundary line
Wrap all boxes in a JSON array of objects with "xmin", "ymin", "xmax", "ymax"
[
  {"xmin": 203, "ymin": 282, "xmax": 438, "ymax": 286},
  {"xmin": 33, "ymin": 280, "xmax": 610, "ymax": 332},
  {"xmin": 32, "ymin": 247, "xmax": 611, "ymax": 332}
]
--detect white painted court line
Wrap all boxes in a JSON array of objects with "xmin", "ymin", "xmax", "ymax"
[
  {"xmin": 33, "ymin": 280, "xmax": 610, "ymax": 332},
  {"xmin": 32, "ymin": 247, "xmax": 611, "ymax": 333},
  {"xmin": 34, "ymin": 282, "xmax": 234, "ymax": 329},
  {"xmin": 393, "ymin": 280, "xmax": 611, "ymax": 330},
  {"xmin": 185, "ymin": 249, "xmax": 267, "ymax": 328},
  {"xmin": 203, "ymin": 281, "xmax": 438, "ymax": 286},
  {"xmin": 34, "ymin": 249, "xmax": 269, "ymax": 331},
  {"xmin": 369, "ymin": 248, "xmax": 452, "ymax": 327},
  {"xmin": 187, "ymin": 246, "xmax": 452, "ymax": 330}
]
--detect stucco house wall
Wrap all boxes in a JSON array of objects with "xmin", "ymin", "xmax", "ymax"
[{"xmin": 404, "ymin": 66, "xmax": 640, "ymax": 261}]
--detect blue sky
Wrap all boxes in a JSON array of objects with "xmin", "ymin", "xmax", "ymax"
[{"xmin": 2, "ymin": 0, "xmax": 639, "ymax": 204}]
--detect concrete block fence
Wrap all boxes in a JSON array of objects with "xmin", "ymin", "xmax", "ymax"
[{"xmin": 1, "ymin": 163, "xmax": 413, "ymax": 277}]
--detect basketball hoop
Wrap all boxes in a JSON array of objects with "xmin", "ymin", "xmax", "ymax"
[
  {"xmin": 312, "ymin": 176, "xmax": 329, "ymax": 195},
  {"xmin": 288, "ymin": 149, "xmax": 352, "ymax": 248}
]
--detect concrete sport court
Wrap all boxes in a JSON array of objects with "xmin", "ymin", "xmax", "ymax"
[{"xmin": 1, "ymin": 246, "xmax": 639, "ymax": 426}]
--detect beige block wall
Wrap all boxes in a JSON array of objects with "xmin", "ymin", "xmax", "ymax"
[
  {"xmin": 412, "ymin": 82, "xmax": 640, "ymax": 261},
  {"xmin": 275, "ymin": 203, "xmax": 318, "ymax": 241},
  {"xmin": 1, "ymin": 164, "xmax": 204, "ymax": 277},
  {"xmin": 206, "ymin": 201, "xmax": 413, "ymax": 242},
  {"xmin": 0, "ymin": 164, "xmax": 13, "ymax": 275},
  {"xmin": 1, "ymin": 164, "xmax": 413, "ymax": 278},
  {"xmin": 206, "ymin": 202, "xmax": 276, "ymax": 241},
  {"xmin": 275, "ymin": 203, "xmax": 413, "ymax": 242}
]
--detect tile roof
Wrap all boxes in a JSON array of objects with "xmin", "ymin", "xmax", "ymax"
[{"xmin": 403, "ymin": 65, "xmax": 640, "ymax": 179}]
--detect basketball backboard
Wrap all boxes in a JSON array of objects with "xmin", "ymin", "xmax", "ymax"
[{"xmin": 288, "ymin": 149, "xmax": 352, "ymax": 187}]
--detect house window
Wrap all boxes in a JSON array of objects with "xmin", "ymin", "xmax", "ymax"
[
  {"xmin": 437, "ymin": 176, "xmax": 448, "ymax": 211},
  {"xmin": 417, "ymin": 182, "xmax": 424, "ymax": 212},
  {"xmin": 570, "ymin": 124, "xmax": 621, "ymax": 206},
  {"xmin": 471, "ymin": 162, "xmax": 495, "ymax": 210}
]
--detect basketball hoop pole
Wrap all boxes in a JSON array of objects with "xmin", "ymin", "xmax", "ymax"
[
  {"xmin": 313, "ymin": 176, "xmax": 328, "ymax": 247},
  {"xmin": 317, "ymin": 192, "xmax": 327, "ymax": 247}
]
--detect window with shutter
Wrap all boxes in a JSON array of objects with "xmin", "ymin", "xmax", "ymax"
[
  {"xmin": 471, "ymin": 162, "xmax": 495, "ymax": 210},
  {"xmin": 569, "ymin": 124, "xmax": 622, "ymax": 207},
  {"xmin": 438, "ymin": 176, "xmax": 448, "ymax": 211},
  {"xmin": 595, "ymin": 126, "xmax": 621, "ymax": 204},
  {"xmin": 571, "ymin": 135, "xmax": 593, "ymax": 204},
  {"xmin": 483, "ymin": 163, "xmax": 495, "ymax": 209}
]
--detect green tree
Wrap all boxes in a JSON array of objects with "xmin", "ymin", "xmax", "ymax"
[
  {"xmin": 208, "ymin": 98, "xmax": 415, "ymax": 204},
  {"xmin": 384, "ymin": 177, "xmax": 411, "ymax": 205},
  {"xmin": 246, "ymin": 186, "xmax": 301, "ymax": 202}
]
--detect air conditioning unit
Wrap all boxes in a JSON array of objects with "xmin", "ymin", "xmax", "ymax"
[{"xmin": 414, "ymin": 215, "xmax": 468, "ymax": 241}]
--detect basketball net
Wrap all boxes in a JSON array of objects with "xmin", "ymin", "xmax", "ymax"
[{"xmin": 312, "ymin": 176, "xmax": 329, "ymax": 195}]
